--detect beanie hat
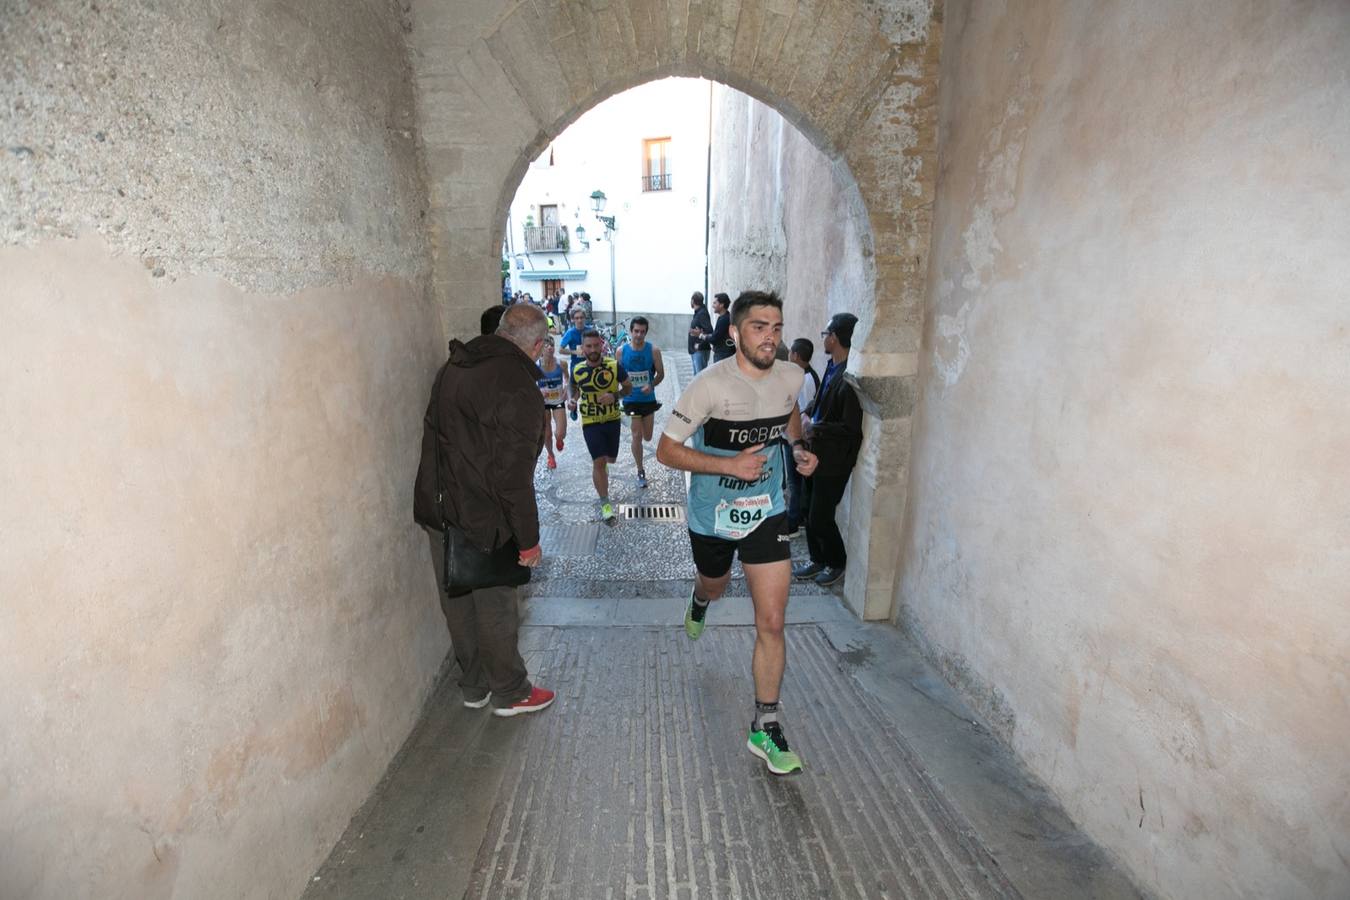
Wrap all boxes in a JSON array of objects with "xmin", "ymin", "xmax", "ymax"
[{"xmin": 826, "ymin": 312, "xmax": 858, "ymax": 348}]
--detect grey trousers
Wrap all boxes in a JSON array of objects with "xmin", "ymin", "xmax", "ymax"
[{"xmin": 427, "ymin": 530, "xmax": 532, "ymax": 705}]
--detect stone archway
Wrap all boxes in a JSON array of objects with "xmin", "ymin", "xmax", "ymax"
[{"xmin": 405, "ymin": 0, "xmax": 942, "ymax": 619}]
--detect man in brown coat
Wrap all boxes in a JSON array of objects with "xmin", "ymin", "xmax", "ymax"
[{"xmin": 417, "ymin": 303, "xmax": 555, "ymax": 717}]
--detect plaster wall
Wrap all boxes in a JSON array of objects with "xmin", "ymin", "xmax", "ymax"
[
  {"xmin": 1, "ymin": 3, "xmax": 447, "ymax": 898},
  {"xmin": 901, "ymin": 2, "xmax": 1350, "ymax": 898}
]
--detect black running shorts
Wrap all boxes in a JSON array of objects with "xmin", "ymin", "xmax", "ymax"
[
  {"xmin": 582, "ymin": 419, "xmax": 622, "ymax": 460},
  {"xmin": 623, "ymin": 401, "xmax": 661, "ymax": 417},
  {"xmin": 688, "ymin": 513, "xmax": 791, "ymax": 578}
]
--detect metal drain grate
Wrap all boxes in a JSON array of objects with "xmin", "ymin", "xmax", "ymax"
[
  {"xmin": 539, "ymin": 523, "xmax": 601, "ymax": 556},
  {"xmin": 616, "ymin": 503, "xmax": 686, "ymax": 523}
]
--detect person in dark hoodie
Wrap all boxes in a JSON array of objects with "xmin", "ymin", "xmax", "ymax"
[
  {"xmin": 792, "ymin": 312, "xmax": 863, "ymax": 588},
  {"xmin": 709, "ymin": 292, "xmax": 735, "ymax": 362},
  {"xmin": 419, "ymin": 303, "xmax": 556, "ymax": 717}
]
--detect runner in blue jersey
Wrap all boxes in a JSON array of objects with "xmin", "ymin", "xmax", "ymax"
[
  {"xmin": 558, "ymin": 307, "xmax": 588, "ymax": 370},
  {"xmin": 656, "ymin": 290, "xmax": 819, "ymax": 776},
  {"xmin": 535, "ymin": 338, "xmax": 568, "ymax": 469},
  {"xmin": 619, "ymin": 316, "xmax": 665, "ymax": 489}
]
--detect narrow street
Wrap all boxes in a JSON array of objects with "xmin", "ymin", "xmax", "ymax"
[{"xmin": 303, "ymin": 358, "xmax": 1140, "ymax": 900}]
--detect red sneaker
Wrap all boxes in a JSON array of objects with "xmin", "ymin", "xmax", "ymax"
[
  {"xmin": 546, "ymin": 455, "xmax": 557, "ymax": 469},
  {"xmin": 555, "ymin": 437, "xmax": 564, "ymax": 452},
  {"xmin": 493, "ymin": 685, "xmax": 555, "ymax": 718}
]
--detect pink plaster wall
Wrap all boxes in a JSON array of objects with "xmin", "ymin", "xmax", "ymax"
[
  {"xmin": 1, "ymin": 236, "xmax": 448, "ymax": 899},
  {"xmin": 1, "ymin": 1, "xmax": 449, "ymax": 896},
  {"xmin": 901, "ymin": 2, "xmax": 1350, "ymax": 897}
]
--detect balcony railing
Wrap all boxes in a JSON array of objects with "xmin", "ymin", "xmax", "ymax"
[
  {"xmin": 641, "ymin": 173, "xmax": 673, "ymax": 192},
  {"xmin": 523, "ymin": 224, "xmax": 569, "ymax": 252}
]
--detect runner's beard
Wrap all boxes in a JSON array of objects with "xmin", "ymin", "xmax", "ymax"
[
  {"xmin": 739, "ymin": 341, "xmax": 777, "ymax": 371},
  {"xmin": 585, "ymin": 350, "xmax": 602, "ymax": 364}
]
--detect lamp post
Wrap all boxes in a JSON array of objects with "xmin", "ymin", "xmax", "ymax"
[{"xmin": 590, "ymin": 189, "xmax": 618, "ymax": 329}]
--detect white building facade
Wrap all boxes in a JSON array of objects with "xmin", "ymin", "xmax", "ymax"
[{"xmin": 505, "ymin": 77, "xmax": 712, "ymax": 320}]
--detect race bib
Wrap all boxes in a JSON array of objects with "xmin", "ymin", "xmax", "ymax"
[
  {"xmin": 713, "ymin": 494, "xmax": 772, "ymax": 540},
  {"xmin": 542, "ymin": 387, "xmax": 562, "ymax": 404},
  {"xmin": 629, "ymin": 371, "xmax": 651, "ymax": 389}
]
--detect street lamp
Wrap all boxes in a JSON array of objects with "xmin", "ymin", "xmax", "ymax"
[{"xmin": 590, "ymin": 189, "xmax": 618, "ymax": 328}]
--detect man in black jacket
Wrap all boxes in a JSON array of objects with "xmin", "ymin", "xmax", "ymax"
[
  {"xmin": 709, "ymin": 292, "xmax": 735, "ymax": 362},
  {"xmin": 687, "ymin": 290, "xmax": 713, "ymax": 374},
  {"xmin": 792, "ymin": 313, "xmax": 863, "ymax": 588},
  {"xmin": 414, "ymin": 303, "xmax": 556, "ymax": 717}
]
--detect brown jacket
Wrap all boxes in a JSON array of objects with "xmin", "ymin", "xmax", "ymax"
[{"xmin": 415, "ymin": 334, "xmax": 545, "ymax": 552}]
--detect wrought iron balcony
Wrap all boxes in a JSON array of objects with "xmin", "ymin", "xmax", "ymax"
[
  {"xmin": 641, "ymin": 173, "xmax": 673, "ymax": 192},
  {"xmin": 523, "ymin": 224, "xmax": 570, "ymax": 252}
]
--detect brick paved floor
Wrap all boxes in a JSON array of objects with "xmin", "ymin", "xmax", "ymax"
[
  {"xmin": 464, "ymin": 626, "xmax": 1018, "ymax": 900},
  {"xmin": 304, "ymin": 351, "xmax": 1140, "ymax": 900}
]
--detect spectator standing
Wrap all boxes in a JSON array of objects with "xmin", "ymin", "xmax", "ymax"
[
  {"xmin": 792, "ymin": 313, "xmax": 863, "ymax": 588},
  {"xmin": 709, "ymin": 292, "xmax": 735, "ymax": 362},
  {"xmin": 480, "ymin": 304, "xmax": 506, "ymax": 336},
  {"xmin": 784, "ymin": 337, "xmax": 821, "ymax": 537},
  {"xmin": 413, "ymin": 303, "xmax": 556, "ymax": 717},
  {"xmin": 687, "ymin": 291, "xmax": 712, "ymax": 374}
]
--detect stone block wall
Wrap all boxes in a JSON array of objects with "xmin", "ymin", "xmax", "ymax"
[{"xmin": 1, "ymin": 3, "xmax": 447, "ymax": 898}]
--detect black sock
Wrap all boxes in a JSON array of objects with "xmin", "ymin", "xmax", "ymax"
[{"xmin": 690, "ymin": 592, "xmax": 711, "ymax": 621}]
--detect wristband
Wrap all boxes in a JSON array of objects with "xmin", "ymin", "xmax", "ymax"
[{"xmin": 792, "ymin": 439, "xmax": 809, "ymax": 449}]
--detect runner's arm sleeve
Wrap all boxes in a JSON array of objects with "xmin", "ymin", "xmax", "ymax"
[{"xmin": 661, "ymin": 377, "xmax": 710, "ymax": 444}]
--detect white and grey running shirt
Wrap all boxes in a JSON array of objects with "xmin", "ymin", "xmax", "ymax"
[{"xmin": 663, "ymin": 357, "xmax": 805, "ymax": 539}]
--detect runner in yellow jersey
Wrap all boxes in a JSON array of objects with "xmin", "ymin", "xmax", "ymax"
[{"xmin": 567, "ymin": 330, "xmax": 632, "ymax": 523}]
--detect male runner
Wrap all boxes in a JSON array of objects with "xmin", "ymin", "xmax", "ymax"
[
  {"xmin": 619, "ymin": 316, "xmax": 664, "ymax": 489},
  {"xmin": 559, "ymin": 307, "xmax": 588, "ymax": 368},
  {"xmin": 568, "ymin": 330, "xmax": 632, "ymax": 523},
  {"xmin": 655, "ymin": 291, "xmax": 819, "ymax": 776}
]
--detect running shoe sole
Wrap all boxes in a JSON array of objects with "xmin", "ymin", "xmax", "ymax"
[
  {"xmin": 814, "ymin": 569, "xmax": 844, "ymax": 587},
  {"xmin": 462, "ymin": 696, "xmax": 490, "ymax": 709},
  {"xmin": 746, "ymin": 735, "xmax": 803, "ymax": 775},
  {"xmin": 492, "ymin": 694, "xmax": 555, "ymax": 717}
]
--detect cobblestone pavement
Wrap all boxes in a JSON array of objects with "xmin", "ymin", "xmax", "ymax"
[{"xmin": 466, "ymin": 626, "xmax": 1018, "ymax": 900}]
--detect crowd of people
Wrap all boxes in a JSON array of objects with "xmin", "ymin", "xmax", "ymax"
[{"xmin": 415, "ymin": 287, "xmax": 864, "ymax": 776}]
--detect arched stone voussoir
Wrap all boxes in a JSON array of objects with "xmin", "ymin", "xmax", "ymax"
[{"xmin": 410, "ymin": 0, "xmax": 942, "ymax": 624}]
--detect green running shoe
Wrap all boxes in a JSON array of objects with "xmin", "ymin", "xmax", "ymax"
[
  {"xmin": 684, "ymin": 588, "xmax": 709, "ymax": 640},
  {"xmin": 747, "ymin": 722, "xmax": 803, "ymax": 775},
  {"xmin": 601, "ymin": 501, "xmax": 616, "ymax": 524}
]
